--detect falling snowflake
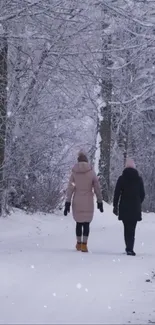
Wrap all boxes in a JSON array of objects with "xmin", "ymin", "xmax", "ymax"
[
  {"xmin": 44, "ymin": 305, "xmax": 47, "ymax": 308},
  {"xmin": 76, "ymin": 283, "xmax": 82, "ymax": 289},
  {"xmin": 31, "ymin": 265, "xmax": 35, "ymax": 269},
  {"xmin": 53, "ymin": 293, "xmax": 56, "ymax": 297},
  {"xmin": 46, "ymin": 42, "xmax": 51, "ymax": 50},
  {"xmin": 27, "ymin": 57, "xmax": 31, "ymax": 65},
  {"xmin": 7, "ymin": 111, "xmax": 11, "ymax": 117},
  {"xmin": 85, "ymin": 288, "xmax": 88, "ymax": 292}
]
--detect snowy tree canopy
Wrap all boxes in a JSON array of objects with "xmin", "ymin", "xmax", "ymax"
[{"xmin": 0, "ymin": 0, "xmax": 155, "ymax": 212}]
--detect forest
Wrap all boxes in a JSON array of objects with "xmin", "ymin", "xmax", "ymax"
[{"xmin": 0, "ymin": 0, "xmax": 155, "ymax": 214}]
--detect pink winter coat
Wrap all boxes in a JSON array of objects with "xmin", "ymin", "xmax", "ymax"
[{"xmin": 66, "ymin": 162, "xmax": 103, "ymax": 223}]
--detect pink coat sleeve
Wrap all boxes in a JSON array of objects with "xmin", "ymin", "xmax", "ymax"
[
  {"xmin": 66, "ymin": 173, "xmax": 75, "ymax": 202},
  {"xmin": 93, "ymin": 172, "xmax": 103, "ymax": 202}
]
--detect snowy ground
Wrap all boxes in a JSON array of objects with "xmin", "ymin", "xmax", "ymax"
[{"xmin": 0, "ymin": 203, "xmax": 155, "ymax": 324}]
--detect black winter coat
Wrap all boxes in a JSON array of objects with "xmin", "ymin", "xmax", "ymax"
[{"xmin": 113, "ymin": 168, "xmax": 145, "ymax": 222}]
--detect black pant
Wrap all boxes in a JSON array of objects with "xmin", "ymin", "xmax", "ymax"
[
  {"xmin": 123, "ymin": 221, "xmax": 137, "ymax": 251},
  {"xmin": 76, "ymin": 222, "xmax": 90, "ymax": 237}
]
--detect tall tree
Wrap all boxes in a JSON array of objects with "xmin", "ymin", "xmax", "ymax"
[
  {"xmin": 97, "ymin": 5, "xmax": 113, "ymax": 202},
  {"xmin": 0, "ymin": 33, "xmax": 7, "ymax": 215}
]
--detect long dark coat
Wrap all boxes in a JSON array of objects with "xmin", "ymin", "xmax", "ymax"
[{"xmin": 113, "ymin": 168, "xmax": 145, "ymax": 222}]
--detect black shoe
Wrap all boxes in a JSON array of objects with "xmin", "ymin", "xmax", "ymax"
[{"xmin": 126, "ymin": 250, "xmax": 136, "ymax": 256}]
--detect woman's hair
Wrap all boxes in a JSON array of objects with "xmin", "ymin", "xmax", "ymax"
[{"xmin": 77, "ymin": 150, "xmax": 88, "ymax": 163}]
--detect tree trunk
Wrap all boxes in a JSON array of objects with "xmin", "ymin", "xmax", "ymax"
[
  {"xmin": 98, "ymin": 34, "xmax": 112, "ymax": 202},
  {"xmin": 0, "ymin": 36, "xmax": 8, "ymax": 215}
]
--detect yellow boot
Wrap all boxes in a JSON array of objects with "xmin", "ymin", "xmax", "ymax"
[
  {"xmin": 76, "ymin": 242, "xmax": 81, "ymax": 251},
  {"xmin": 81, "ymin": 243, "xmax": 88, "ymax": 252}
]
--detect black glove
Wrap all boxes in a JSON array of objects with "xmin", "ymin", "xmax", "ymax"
[
  {"xmin": 64, "ymin": 202, "xmax": 71, "ymax": 216},
  {"xmin": 113, "ymin": 206, "xmax": 118, "ymax": 216},
  {"xmin": 97, "ymin": 202, "xmax": 104, "ymax": 213}
]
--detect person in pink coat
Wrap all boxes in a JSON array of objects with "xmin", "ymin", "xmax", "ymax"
[{"xmin": 64, "ymin": 151, "xmax": 103, "ymax": 252}]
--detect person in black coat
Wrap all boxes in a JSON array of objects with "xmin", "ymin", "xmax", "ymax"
[{"xmin": 113, "ymin": 158, "xmax": 145, "ymax": 256}]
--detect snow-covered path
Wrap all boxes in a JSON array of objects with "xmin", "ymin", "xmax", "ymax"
[{"xmin": 0, "ymin": 204, "xmax": 155, "ymax": 324}]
